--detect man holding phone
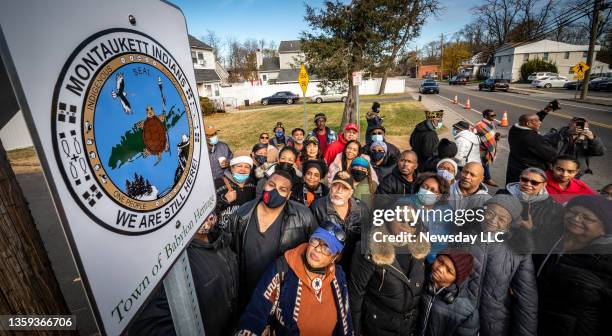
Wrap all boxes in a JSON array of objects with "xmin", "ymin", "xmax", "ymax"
[{"xmin": 544, "ymin": 116, "xmax": 606, "ymax": 178}]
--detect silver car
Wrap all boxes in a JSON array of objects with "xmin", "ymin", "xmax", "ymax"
[{"xmin": 311, "ymin": 92, "xmax": 348, "ymax": 103}]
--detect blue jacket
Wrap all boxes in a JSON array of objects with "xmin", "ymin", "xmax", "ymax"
[{"xmin": 238, "ymin": 257, "xmax": 353, "ymax": 336}]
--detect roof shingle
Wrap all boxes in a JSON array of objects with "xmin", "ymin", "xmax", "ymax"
[
  {"xmin": 278, "ymin": 40, "xmax": 302, "ymax": 53},
  {"xmin": 194, "ymin": 69, "xmax": 220, "ymax": 83},
  {"xmin": 188, "ymin": 34, "xmax": 213, "ymax": 50},
  {"xmin": 259, "ymin": 57, "xmax": 280, "ymax": 72}
]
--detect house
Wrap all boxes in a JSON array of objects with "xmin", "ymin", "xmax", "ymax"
[
  {"xmin": 492, "ymin": 39, "xmax": 609, "ymax": 81},
  {"xmin": 188, "ymin": 34, "xmax": 228, "ymax": 97},
  {"xmin": 256, "ymin": 51, "xmax": 280, "ymax": 84},
  {"xmin": 458, "ymin": 52, "xmax": 489, "ymax": 79},
  {"xmin": 415, "ymin": 64, "xmax": 444, "ymax": 79}
]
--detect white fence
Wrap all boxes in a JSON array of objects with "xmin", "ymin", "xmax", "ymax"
[
  {"xmin": 217, "ymin": 77, "xmax": 406, "ymax": 107},
  {"xmin": 0, "ymin": 111, "xmax": 34, "ymax": 150}
]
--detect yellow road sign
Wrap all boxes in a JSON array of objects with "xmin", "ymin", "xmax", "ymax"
[
  {"xmin": 571, "ymin": 61, "xmax": 589, "ymax": 75},
  {"xmin": 298, "ymin": 64, "xmax": 309, "ymax": 96},
  {"xmin": 573, "ymin": 73, "xmax": 584, "ymax": 81}
]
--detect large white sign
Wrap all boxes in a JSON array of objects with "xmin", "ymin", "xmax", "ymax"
[{"xmin": 0, "ymin": 1, "xmax": 215, "ymax": 334}]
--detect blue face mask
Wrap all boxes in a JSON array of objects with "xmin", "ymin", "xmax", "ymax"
[
  {"xmin": 208, "ymin": 135, "xmax": 219, "ymax": 145},
  {"xmin": 275, "ymin": 131, "xmax": 284, "ymax": 138},
  {"xmin": 436, "ymin": 122, "xmax": 444, "ymax": 130},
  {"xmin": 371, "ymin": 151, "xmax": 385, "ymax": 162},
  {"xmin": 417, "ymin": 187, "xmax": 438, "ymax": 206},
  {"xmin": 451, "ymin": 128, "xmax": 458, "ymax": 137},
  {"xmin": 233, "ymin": 172, "xmax": 250, "ymax": 183},
  {"xmin": 437, "ymin": 169, "xmax": 455, "ymax": 182},
  {"xmin": 371, "ymin": 134, "xmax": 384, "ymax": 142}
]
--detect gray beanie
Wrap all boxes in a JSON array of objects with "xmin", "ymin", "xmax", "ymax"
[{"xmin": 485, "ymin": 194, "xmax": 523, "ymax": 223}]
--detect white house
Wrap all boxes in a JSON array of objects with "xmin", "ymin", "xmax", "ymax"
[
  {"xmin": 492, "ymin": 39, "xmax": 609, "ymax": 81},
  {"xmin": 188, "ymin": 35, "xmax": 228, "ymax": 97},
  {"xmin": 458, "ymin": 52, "xmax": 489, "ymax": 78}
]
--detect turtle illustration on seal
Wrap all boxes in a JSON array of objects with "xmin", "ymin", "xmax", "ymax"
[{"xmin": 135, "ymin": 105, "xmax": 169, "ymax": 165}]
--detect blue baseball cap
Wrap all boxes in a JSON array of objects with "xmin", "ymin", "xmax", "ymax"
[{"xmin": 311, "ymin": 221, "xmax": 345, "ymax": 255}]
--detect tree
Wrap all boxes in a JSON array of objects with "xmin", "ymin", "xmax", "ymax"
[
  {"xmin": 0, "ymin": 139, "xmax": 73, "ymax": 335},
  {"xmin": 203, "ymin": 29, "xmax": 223, "ymax": 64},
  {"xmin": 442, "ymin": 42, "xmax": 471, "ymax": 75},
  {"xmin": 520, "ymin": 58, "xmax": 558, "ymax": 81}
]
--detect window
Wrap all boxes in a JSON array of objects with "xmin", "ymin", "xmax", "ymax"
[
  {"xmin": 583, "ymin": 51, "xmax": 588, "ymax": 57},
  {"xmin": 205, "ymin": 85, "xmax": 212, "ymax": 97},
  {"xmin": 262, "ymin": 74, "xmax": 267, "ymax": 81},
  {"xmin": 214, "ymin": 84, "xmax": 220, "ymax": 97},
  {"xmin": 543, "ymin": 52, "xmax": 549, "ymax": 61},
  {"xmin": 198, "ymin": 52, "xmax": 205, "ymax": 65},
  {"xmin": 564, "ymin": 52, "xmax": 570, "ymax": 59},
  {"xmin": 191, "ymin": 51, "xmax": 197, "ymax": 64},
  {"xmin": 524, "ymin": 54, "xmax": 529, "ymax": 61}
]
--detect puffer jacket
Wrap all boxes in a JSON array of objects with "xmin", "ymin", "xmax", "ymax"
[
  {"xmin": 419, "ymin": 278, "xmax": 479, "ymax": 336},
  {"xmin": 543, "ymin": 125, "xmax": 606, "ymax": 176},
  {"xmin": 311, "ymin": 195, "xmax": 371, "ymax": 275},
  {"xmin": 228, "ymin": 198, "xmax": 316, "ymax": 305},
  {"xmin": 537, "ymin": 237, "xmax": 612, "ymax": 336},
  {"xmin": 467, "ymin": 237, "xmax": 538, "ymax": 336},
  {"xmin": 410, "ymin": 120, "xmax": 439, "ymax": 166},
  {"xmin": 349, "ymin": 227, "xmax": 430, "ymax": 336},
  {"xmin": 454, "ymin": 130, "xmax": 481, "ymax": 168},
  {"xmin": 377, "ymin": 167, "xmax": 417, "ymax": 195}
]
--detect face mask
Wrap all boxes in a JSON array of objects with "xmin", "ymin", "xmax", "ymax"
[
  {"xmin": 233, "ymin": 172, "xmax": 250, "ymax": 183},
  {"xmin": 437, "ymin": 169, "xmax": 455, "ymax": 182},
  {"xmin": 276, "ymin": 162, "xmax": 293, "ymax": 172},
  {"xmin": 417, "ymin": 187, "xmax": 438, "ymax": 205},
  {"xmin": 254, "ymin": 154, "xmax": 267, "ymax": 165},
  {"xmin": 436, "ymin": 122, "xmax": 443, "ymax": 130},
  {"xmin": 275, "ymin": 131, "xmax": 284, "ymax": 138},
  {"xmin": 262, "ymin": 188, "xmax": 287, "ymax": 208},
  {"xmin": 451, "ymin": 128, "xmax": 458, "ymax": 137},
  {"xmin": 351, "ymin": 169, "xmax": 367, "ymax": 182},
  {"xmin": 208, "ymin": 135, "xmax": 219, "ymax": 145},
  {"xmin": 371, "ymin": 134, "xmax": 384, "ymax": 142},
  {"xmin": 371, "ymin": 151, "xmax": 385, "ymax": 162}
]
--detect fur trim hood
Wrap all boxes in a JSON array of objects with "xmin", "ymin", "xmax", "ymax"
[{"xmin": 367, "ymin": 225, "xmax": 431, "ymax": 266}]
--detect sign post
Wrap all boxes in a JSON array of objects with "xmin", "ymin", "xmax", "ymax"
[
  {"xmin": 571, "ymin": 62, "xmax": 589, "ymax": 99},
  {"xmin": 298, "ymin": 64, "xmax": 310, "ymax": 130},
  {"xmin": 352, "ymin": 71, "xmax": 362, "ymax": 130},
  {"xmin": 0, "ymin": 1, "xmax": 216, "ymax": 334}
]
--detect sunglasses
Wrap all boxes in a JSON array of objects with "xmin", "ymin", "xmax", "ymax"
[
  {"xmin": 488, "ymin": 114, "xmax": 497, "ymax": 117},
  {"xmin": 519, "ymin": 176, "xmax": 545, "ymax": 185},
  {"xmin": 260, "ymin": 136, "xmax": 269, "ymax": 139},
  {"xmin": 320, "ymin": 221, "xmax": 346, "ymax": 242}
]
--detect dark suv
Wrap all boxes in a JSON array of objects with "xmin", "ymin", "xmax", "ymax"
[
  {"xmin": 479, "ymin": 78, "xmax": 509, "ymax": 92},
  {"xmin": 419, "ymin": 81, "xmax": 439, "ymax": 94},
  {"xmin": 449, "ymin": 76, "xmax": 468, "ymax": 85}
]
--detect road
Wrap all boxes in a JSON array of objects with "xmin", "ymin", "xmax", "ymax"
[{"xmin": 406, "ymin": 79, "xmax": 612, "ymax": 190}]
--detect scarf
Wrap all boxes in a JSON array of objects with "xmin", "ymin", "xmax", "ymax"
[
  {"xmin": 506, "ymin": 182, "xmax": 549, "ymax": 204},
  {"xmin": 474, "ymin": 119, "xmax": 496, "ymax": 163}
]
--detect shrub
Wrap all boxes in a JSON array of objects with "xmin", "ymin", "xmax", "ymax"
[
  {"xmin": 521, "ymin": 59, "xmax": 558, "ymax": 81},
  {"xmin": 200, "ymin": 97, "xmax": 215, "ymax": 116}
]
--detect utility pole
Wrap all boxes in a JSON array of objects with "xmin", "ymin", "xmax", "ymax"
[
  {"xmin": 440, "ymin": 33, "xmax": 444, "ymax": 79},
  {"xmin": 580, "ymin": 0, "xmax": 602, "ymax": 100}
]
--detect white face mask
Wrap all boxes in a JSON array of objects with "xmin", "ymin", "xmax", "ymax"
[
  {"xmin": 331, "ymin": 195, "xmax": 346, "ymax": 206},
  {"xmin": 417, "ymin": 187, "xmax": 438, "ymax": 205},
  {"xmin": 437, "ymin": 169, "xmax": 455, "ymax": 182}
]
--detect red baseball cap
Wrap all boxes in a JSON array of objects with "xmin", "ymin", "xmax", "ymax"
[{"xmin": 344, "ymin": 123, "xmax": 359, "ymax": 132}]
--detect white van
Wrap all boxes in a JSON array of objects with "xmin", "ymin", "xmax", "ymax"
[{"xmin": 528, "ymin": 72, "xmax": 558, "ymax": 81}]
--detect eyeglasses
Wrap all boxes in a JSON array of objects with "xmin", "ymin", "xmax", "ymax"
[
  {"xmin": 320, "ymin": 221, "xmax": 346, "ymax": 242},
  {"xmin": 260, "ymin": 136, "xmax": 269, "ymax": 139},
  {"xmin": 309, "ymin": 238, "xmax": 333, "ymax": 256},
  {"xmin": 488, "ymin": 114, "xmax": 497, "ymax": 118},
  {"xmin": 519, "ymin": 176, "xmax": 545, "ymax": 186},
  {"xmin": 371, "ymin": 131, "xmax": 384, "ymax": 135}
]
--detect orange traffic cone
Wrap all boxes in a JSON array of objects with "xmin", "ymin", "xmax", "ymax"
[
  {"xmin": 464, "ymin": 97, "xmax": 471, "ymax": 109},
  {"xmin": 500, "ymin": 111, "xmax": 509, "ymax": 127},
  {"xmin": 453, "ymin": 95, "xmax": 458, "ymax": 104}
]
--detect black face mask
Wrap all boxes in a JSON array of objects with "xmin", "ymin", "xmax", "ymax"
[
  {"xmin": 206, "ymin": 224, "xmax": 222, "ymax": 242},
  {"xmin": 276, "ymin": 162, "xmax": 293, "ymax": 172},
  {"xmin": 254, "ymin": 154, "xmax": 267, "ymax": 165},
  {"xmin": 302, "ymin": 252, "xmax": 327, "ymax": 275},
  {"xmin": 371, "ymin": 151, "xmax": 385, "ymax": 162},
  {"xmin": 262, "ymin": 188, "xmax": 288, "ymax": 208},
  {"xmin": 351, "ymin": 169, "xmax": 368, "ymax": 182}
]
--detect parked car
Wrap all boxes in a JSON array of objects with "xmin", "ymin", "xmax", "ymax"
[
  {"xmin": 531, "ymin": 76, "xmax": 568, "ymax": 88},
  {"xmin": 448, "ymin": 76, "xmax": 468, "ymax": 85},
  {"xmin": 564, "ymin": 80, "xmax": 583, "ymax": 90},
  {"xmin": 419, "ymin": 81, "xmax": 439, "ymax": 94},
  {"xmin": 527, "ymin": 72, "xmax": 558, "ymax": 81},
  {"xmin": 424, "ymin": 73, "xmax": 438, "ymax": 79},
  {"xmin": 478, "ymin": 78, "xmax": 510, "ymax": 92},
  {"xmin": 310, "ymin": 92, "xmax": 347, "ymax": 103},
  {"xmin": 261, "ymin": 91, "xmax": 300, "ymax": 105},
  {"xmin": 590, "ymin": 78, "xmax": 612, "ymax": 91}
]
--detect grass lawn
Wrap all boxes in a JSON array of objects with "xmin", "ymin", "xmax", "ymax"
[{"xmin": 205, "ymin": 100, "xmax": 426, "ymax": 153}]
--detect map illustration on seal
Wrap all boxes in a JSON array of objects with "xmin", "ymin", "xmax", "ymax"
[{"xmin": 52, "ymin": 29, "xmax": 203, "ymax": 235}]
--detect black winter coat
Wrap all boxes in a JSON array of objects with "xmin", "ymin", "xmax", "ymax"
[
  {"xmin": 364, "ymin": 149, "xmax": 397, "ymax": 181},
  {"xmin": 467, "ymin": 239, "xmax": 538, "ymax": 336},
  {"xmin": 506, "ymin": 112, "xmax": 557, "ymax": 183},
  {"xmin": 410, "ymin": 120, "xmax": 439, "ymax": 166},
  {"xmin": 543, "ymin": 125, "xmax": 606, "ymax": 175},
  {"xmin": 537, "ymin": 239, "xmax": 612, "ymax": 336},
  {"xmin": 377, "ymin": 167, "xmax": 417, "ymax": 195},
  {"xmin": 228, "ymin": 199, "xmax": 316, "ymax": 306},
  {"xmin": 350, "ymin": 239, "xmax": 427, "ymax": 336},
  {"xmin": 419, "ymin": 280, "xmax": 479, "ymax": 336},
  {"xmin": 311, "ymin": 196, "xmax": 371, "ymax": 275},
  {"xmin": 362, "ymin": 141, "xmax": 401, "ymax": 165},
  {"xmin": 214, "ymin": 172, "xmax": 257, "ymax": 228},
  {"xmin": 128, "ymin": 234, "xmax": 239, "ymax": 336},
  {"xmin": 290, "ymin": 182, "xmax": 329, "ymax": 208}
]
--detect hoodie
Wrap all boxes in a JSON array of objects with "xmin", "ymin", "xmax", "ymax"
[
  {"xmin": 324, "ymin": 133, "xmax": 349, "ymax": 165},
  {"xmin": 545, "ymin": 170, "xmax": 595, "ymax": 204},
  {"xmin": 454, "ymin": 130, "xmax": 481, "ymax": 167},
  {"xmin": 449, "ymin": 181, "xmax": 491, "ymax": 210}
]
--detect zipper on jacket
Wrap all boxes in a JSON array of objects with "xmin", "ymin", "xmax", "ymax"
[
  {"xmin": 388, "ymin": 263, "xmax": 412, "ymax": 286},
  {"xmin": 421, "ymin": 287, "xmax": 444, "ymax": 336},
  {"xmin": 379, "ymin": 269, "xmax": 386, "ymax": 291}
]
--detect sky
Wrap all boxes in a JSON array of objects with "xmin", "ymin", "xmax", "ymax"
[{"xmin": 170, "ymin": 0, "xmax": 480, "ymax": 54}]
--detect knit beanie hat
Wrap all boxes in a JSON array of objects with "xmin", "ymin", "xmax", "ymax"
[
  {"xmin": 437, "ymin": 158, "xmax": 458, "ymax": 175},
  {"xmin": 567, "ymin": 195, "xmax": 612, "ymax": 234},
  {"xmin": 438, "ymin": 248, "xmax": 474, "ymax": 285},
  {"xmin": 302, "ymin": 160, "xmax": 328, "ymax": 179},
  {"xmin": 437, "ymin": 138, "xmax": 458, "ymax": 158},
  {"xmin": 370, "ymin": 141, "xmax": 388, "ymax": 153},
  {"xmin": 485, "ymin": 194, "xmax": 523, "ymax": 223},
  {"xmin": 351, "ymin": 157, "xmax": 369, "ymax": 169}
]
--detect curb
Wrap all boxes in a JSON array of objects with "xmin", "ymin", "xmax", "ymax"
[{"xmin": 559, "ymin": 98, "xmax": 612, "ymax": 107}]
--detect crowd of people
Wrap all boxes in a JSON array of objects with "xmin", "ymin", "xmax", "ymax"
[{"xmin": 130, "ymin": 101, "xmax": 611, "ymax": 336}]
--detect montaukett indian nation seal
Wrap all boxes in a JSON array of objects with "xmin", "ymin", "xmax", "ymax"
[{"xmin": 52, "ymin": 29, "xmax": 202, "ymax": 235}]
